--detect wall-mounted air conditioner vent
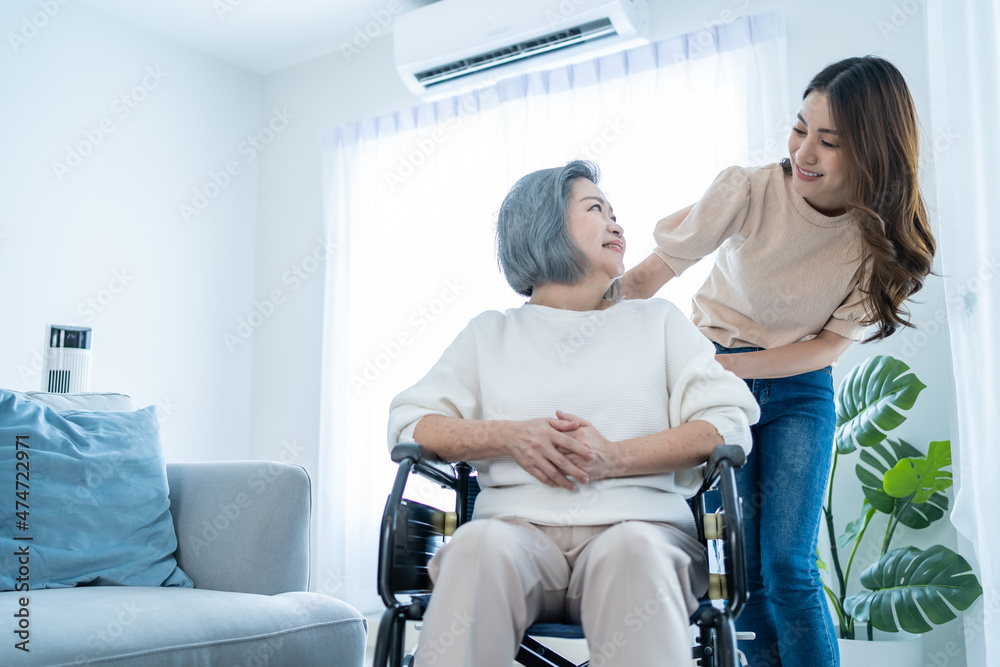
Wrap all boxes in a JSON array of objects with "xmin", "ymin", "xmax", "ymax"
[
  {"xmin": 395, "ymin": 0, "xmax": 650, "ymax": 101},
  {"xmin": 415, "ymin": 18, "xmax": 618, "ymax": 88}
]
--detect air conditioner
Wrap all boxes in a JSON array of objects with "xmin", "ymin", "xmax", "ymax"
[{"xmin": 394, "ymin": 0, "xmax": 650, "ymax": 101}]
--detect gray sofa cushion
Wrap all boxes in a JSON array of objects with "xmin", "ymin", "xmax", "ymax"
[
  {"xmin": 167, "ymin": 461, "xmax": 312, "ymax": 595},
  {"xmin": 0, "ymin": 587, "xmax": 367, "ymax": 666}
]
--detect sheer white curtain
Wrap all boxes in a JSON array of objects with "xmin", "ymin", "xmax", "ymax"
[
  {"xmin": 318, "ymin": 11, "xmax": 789, "ymax": 612},
  {"xmin": 927, "ymin": 2, "xmax": 1000, "ymax": 665}
]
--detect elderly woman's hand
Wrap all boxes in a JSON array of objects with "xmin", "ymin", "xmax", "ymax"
[
  {"xmin": 554, "ymin": 410, "xmax": 624, "ymax": 482},
  {"xmin": 506, "ymin": 417, "xmax": 596, "ymax": 490}
]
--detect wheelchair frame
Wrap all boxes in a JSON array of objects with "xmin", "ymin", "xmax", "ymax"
[{"xmin": 374, "ymin": 443, "xmax": 748, "ymax": 667}]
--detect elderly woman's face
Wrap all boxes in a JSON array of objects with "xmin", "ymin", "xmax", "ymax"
[{"xmin": 566, "ymin": 178, "xmax": 626, "ymax": 281}]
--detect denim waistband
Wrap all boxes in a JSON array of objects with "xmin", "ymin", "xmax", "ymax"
[
  {"xmin": 713, "ymin": 342, "xmax": 764, "ymax": 354},
  {"xmin": 713, "ymin": 341, "xmax": 833, "ymax": 378}
]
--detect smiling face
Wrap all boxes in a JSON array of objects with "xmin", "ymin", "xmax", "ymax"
[
  {"xmin": 565, "ymin": 177, "xmax": 625, "ymax": 282},
  {"xmin": 788, "ymin": 91, "xmax": 850, "ymax": 215}
]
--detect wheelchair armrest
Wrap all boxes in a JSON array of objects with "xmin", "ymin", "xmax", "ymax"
[
  {"xmin": 391, "ymin": 442, "xmax": 458, "ymax": 489},
  {"xmin": 700, "ymin": 444, "xmax": 746, "ymax": 493},
  {"xmin": 380, "ymin": 444, "xmax": 467, "ymax": 609},
  {"xmin": 694, "ymin": 444, "xmax": 748, "ymax": 618},
  {"xmin": 390, "ymin": 442, "xmax": 436, "ymax": 463}
]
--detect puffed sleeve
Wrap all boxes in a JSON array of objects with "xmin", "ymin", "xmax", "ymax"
[
  {"xmin": 653, "ymin": 166, "xmax": 752, "ymax": 276},
  {"xmin": 660, "ymin": 302, "xmax": 760, "ymax": 454},
  {"xmin": 386, "ymin": 317, "xmax": 484, "ymax": 451},
  {"xmin": 822, "ymin": 276, "xmax": 873, "ymax": 341}
]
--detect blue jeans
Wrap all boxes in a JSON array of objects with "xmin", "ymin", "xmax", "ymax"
[{"xmin": 709, "ymin": 344, "xmax": 839, "ymax": 667}]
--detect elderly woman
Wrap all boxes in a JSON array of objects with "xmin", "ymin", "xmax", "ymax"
[{"xmin": 387, "ymin": 161, "xmax": 760, "ymax": 666}]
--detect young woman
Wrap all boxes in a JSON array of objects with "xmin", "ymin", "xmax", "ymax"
[
  {"xmin": 622, "ymin": 56, "xmax": 936, "ymax": 666},
  {"xmin": 388, "ymin": 160, "xmax": 760, "ymax": 666}
]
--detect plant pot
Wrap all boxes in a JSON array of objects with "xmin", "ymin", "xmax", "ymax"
[{"xmin": 837, "ymin": 634, "xmax": 923, "ymax": 667}]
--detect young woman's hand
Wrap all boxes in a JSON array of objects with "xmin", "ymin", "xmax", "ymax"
[
  {"xmin": 554, "ymin": 410, "xmax": 624, "ymax": 482},
  {"xmin": 505, "ymin": 417, "xmax": 596, "ymax": 490}
]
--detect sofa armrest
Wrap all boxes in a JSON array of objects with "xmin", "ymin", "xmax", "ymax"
[{"xmin": 166, "ymin": 461, "xmax": 311, "ymax": 595}]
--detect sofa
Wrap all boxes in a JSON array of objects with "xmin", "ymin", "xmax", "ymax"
[{"xmin": 0, "ymin": 391, "xmax": 367, "ymax": 666}]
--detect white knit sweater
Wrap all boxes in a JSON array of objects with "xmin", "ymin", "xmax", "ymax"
[{"xmin": 387, "ymin": 298, "xmax": 760, "ymax": 534}]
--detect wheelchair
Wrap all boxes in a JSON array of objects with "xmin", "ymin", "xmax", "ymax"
[{"xmin": 374, "ymin": 442, "xmax": 750, "ymax": 667}]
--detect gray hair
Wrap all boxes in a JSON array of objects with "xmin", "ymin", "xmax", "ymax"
[{"xmin": 497, "ymin": 160, "xmax": 621, "ymax": 298}]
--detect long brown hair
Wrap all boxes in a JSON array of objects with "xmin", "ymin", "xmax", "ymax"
[{"xmin": 789, "ymin": 56, "xmax": 936, "ymax": 342}]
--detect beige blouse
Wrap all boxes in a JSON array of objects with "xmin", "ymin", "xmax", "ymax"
[{"xmin": 653, "ymin": 163, "xmax": 871, "ymax": 349}]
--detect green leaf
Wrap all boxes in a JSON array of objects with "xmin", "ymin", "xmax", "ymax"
[
  {"xmin": 843, "ymin": 545, "xmax": 983, "ymax": 634},
  {"xmin": 883, "ymin": 440, "xmax": 953, "ymax": 503},
  {"xmin": 856, "ymin": 438, "xmax": 920, "ymax": 512},
  {"xmin": 855, "ymin": 438, "xmax": 949, "ymax": 528},
  {"xmin": 835, "ymin": 355, "xmax": 927, "ymax": 454},
  {"xmin": 839, "ymin": 499, "xmax": 876, "ymax": 549},
  {"xmin": 817, "ymin": 550, "xmax": 828, "ymax": 573}
]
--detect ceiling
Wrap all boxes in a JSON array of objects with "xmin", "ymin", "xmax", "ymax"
[{"xmin": 78, "ymin": 0, "xmax": 440, "ymax": 75}]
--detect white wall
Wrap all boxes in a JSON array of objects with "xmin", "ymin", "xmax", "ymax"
[
  {"xmin": 255, "ymin": 0, "xmax": 963, "ymax": 662},
  {"xmin": 0, "ymin": 1, "xmax": 261, "ymax": 461}
]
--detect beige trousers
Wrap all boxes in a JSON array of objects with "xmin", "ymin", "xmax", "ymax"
[{"xmin": 414, "ymin": 516, "xmax": 708, "ymax": 667}]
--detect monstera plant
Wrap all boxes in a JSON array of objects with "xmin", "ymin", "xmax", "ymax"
[{"xmin": 819, "ymin": 355, "xmax": 983, "ymax": 640}]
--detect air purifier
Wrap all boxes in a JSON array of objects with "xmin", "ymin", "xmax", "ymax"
[{"xmin": 42, "ymin": 325, "xmax": 92, "ymax": 393}]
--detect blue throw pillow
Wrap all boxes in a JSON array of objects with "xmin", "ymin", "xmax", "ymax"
[{"xmin": 0, "ymin": 390, "xmax": 193, "ymax": 590}]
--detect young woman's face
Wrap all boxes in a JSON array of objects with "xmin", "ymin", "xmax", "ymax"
[
  {"xmin": 566, "ymin": 178, "xmax": 625, "ymax": 281},
  {"xmin": 788, "ymin": 91, "xmax": 849, "ymax": 215}
]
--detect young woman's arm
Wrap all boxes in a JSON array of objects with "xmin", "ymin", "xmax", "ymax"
[
  {"xmin": 621, "ymin": 204, "xmax": 694, "ymax": 299},
  {"xmin": 621, "ymin": 252, "xmax": 677, "ymax": 299},
  {"xmin": 412, "ymin": 414, "xmax": 596, "ymax": 490},
  {"xmin": 716, "ymin": 329, "xmax": 854, "ymax": 379}
]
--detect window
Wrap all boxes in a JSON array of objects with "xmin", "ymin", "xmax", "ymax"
[{"xmin": 319, "ymin": 11, "xmax": 790, "ymax": 610}]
